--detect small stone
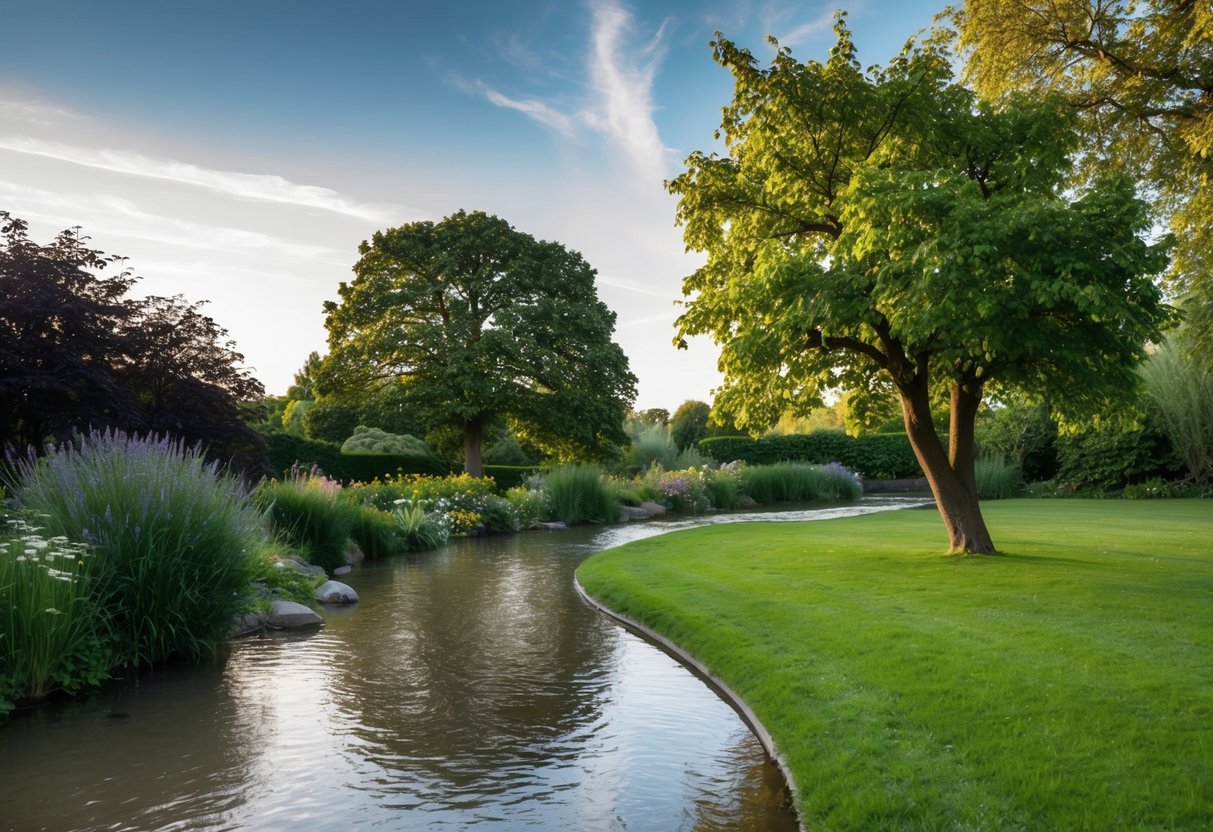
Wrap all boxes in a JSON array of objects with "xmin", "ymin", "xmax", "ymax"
[
  {"xmin": 639, "ymin": 501, "xmax": 667, "ymax": 516},
  {"xmin": 266, "ymin": 600, "xmax": 324, "ymax": 629},
  {"xmin": 333, "ymin": 565, "xmax": 353, "ymax": 576},
  {"xmin": 314, "ymin": 580, "xmax": 359, "ymax": 604},
  {"xmin": 344, "ymin": 543, "xmax": 366, "ymax": 565},
  {"xmin": 229, "ymin": 612, "xmax": 266, "ymax": 638},
  {"xmin": 618, "ymin": 505, "xmax": 654, "ymax": 522}
]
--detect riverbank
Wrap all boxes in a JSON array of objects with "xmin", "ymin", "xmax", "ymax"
[{"xmin": 575, "ymin": 499, "xmax": 1213, "ymax": 830}]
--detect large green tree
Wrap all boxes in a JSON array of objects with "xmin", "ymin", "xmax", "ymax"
[
  {"xmin": 957, "ymin": 0, "xmax": 1213, "ymax": 358},
  {"xmin": 321, "ymin": 210, "xmax": 636, "ymax": 476},
  {"xmin": 669, "ymin": 17, "xmax": 1174, "ymax": 552}
]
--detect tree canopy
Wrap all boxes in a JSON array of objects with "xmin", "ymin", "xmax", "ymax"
[
  {"xmin": 957, "ymin": 0, "xmax": 1213, "ymax": 359},
  {"xmin": 668, "ymin": 16, "xmax": 1174, "ymax": 552},
  {"xmin": 320, "ymin": 210, "xmax": 637, "ymax": 476},
  {"xmin": 0, "ymin": 212, "xmax": 267, "ymax": 475}
]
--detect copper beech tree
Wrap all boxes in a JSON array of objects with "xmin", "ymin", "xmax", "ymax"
[{"xmin": 668, "ymin": 17, "xmax": 1175, "ymax": 553}]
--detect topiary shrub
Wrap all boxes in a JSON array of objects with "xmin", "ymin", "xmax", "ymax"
[{"xmin": 341, "ymin": 425, "xmax": 433, "ymax": 456}]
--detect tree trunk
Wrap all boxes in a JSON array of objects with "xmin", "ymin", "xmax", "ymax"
[
  {"xmin": 899, "ymin": 382, "xmax": 996, "ymax": 554},
  {"xmin": 463, "ymin": 416, "xmax": 486, "ymax": 478}
]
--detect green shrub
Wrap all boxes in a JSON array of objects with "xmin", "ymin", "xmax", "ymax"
[
  {"xmin": 975, "ymin": 457, "xmax": 1020, "ymax": 500},
  {"xmin": 505, "ymin": 486, "xmax": 551, "ymax": 527},
  {"xmin": 246, "ymin": 542, "xmax": 325, "ymax": 609},
  {"xmin": 0, "ymin": 516, "xmax": 110, "ymax": 713},
  {"xmin": 1121, "ymin": 477, "xmax": 1183, "ymax": 499},
  {"xmin": 341, "ymin": 425, "xmax": 433, "ymax": 457},
  {"xmin": 705, "ymin": 468, "xmax": 742, "ymax": 510},
  {"xmin": 741, "ymin": 462, "xmax": 863, "ymax": 504},
  {"xmin": 1054, "ymin": 422, "xmax": 1179, "ymax": 492},
  {"xmin": 650, "ymin": 467, "xmax": 712, "ymax": 514},
  {"xmin": 346, "ymin": 504, "xmax": 403, "ymax": 559},
  {"xmin": 393, "ymin": 503, "xmax": 451, "ymax": 551},
  {"xmin": 254, "ymin": 473, "xmax": 357, "ymax": 573},
  {"xmin": 543, "ymin": 464, "xmax": 620, "ymax": 525},
  {"xmin": 623, "ymin": 424, "xmax": 680, "ymax": 473},
  {"xmin": 1139, "ymin": 337, "xmax": 1213, "ymax": 483},
  {"xmin": 14, "ymin": 430, "xmax": 263, "ymax": 667}
]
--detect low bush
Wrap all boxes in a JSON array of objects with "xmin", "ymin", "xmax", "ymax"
[
  {"xmin": 645, "ymin": 467, "xmax": 711, "ymax": 514},
  {"xmin": 543, "ymin": 464, "xmax": 620, "ymax": 525},
  {"xmin": 13, "ymin": 430, "xmax": 263, "ymax": 667},
  {"xmin": 254, "ymin": 472, "xmax": 357, "ymax": 573},
  {"xmin": 505, "ymin": 486, "xmax": 551, "ymax": 527},
  {"xmin": 341, "ymin": 425, "xmax": 434, "ymax": 457},
  {"xmin": 0, "ymin": 516, "xmax": 110, "ymax": 713},
  {"xmin": 263, "ymin": 432, "xmax": 446, "ymax": 483},
  {"xmin": 705, "ymin": 467, "xmax": 743, "ymax": 510},
  {"xmin": 393, "ymin": 502, "xmax": 451, "ymax": 551},
  {"xmin": 483, "ymin": 465, "xmax": 539, "ymax": 491}
]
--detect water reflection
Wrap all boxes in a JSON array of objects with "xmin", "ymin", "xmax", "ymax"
[{"xmin": 0, "ymin": 498, "xmax": 925, "ymax": 831}]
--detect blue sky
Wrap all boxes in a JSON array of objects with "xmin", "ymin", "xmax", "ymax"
[{"xmin": 1, "ymin": 0, "xmax": 942, "ymax": 409}]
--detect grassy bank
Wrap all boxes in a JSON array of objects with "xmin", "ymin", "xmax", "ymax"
[{"xmin": 576, "ymin": 500, "xmax": 1213, "ymax": 830}]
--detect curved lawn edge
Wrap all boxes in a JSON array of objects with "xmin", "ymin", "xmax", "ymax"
[{"xmin": 573, "ymin": 575, "xmax": 805, "ymax": 831}]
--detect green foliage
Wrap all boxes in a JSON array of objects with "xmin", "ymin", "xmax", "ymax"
[
  {"xmin": 1139, "ymin": 336, "xmax": 1213, "ymax": 483},
  {"xmin": 975, "ymin": 401, "xmax": 1058, "ymax": 482},
  {"xmin": 699, "ymin": 430, "xmax": 921, "ymax": 479},
  {"xmin": 392, "ymin": 503, "xmax": 451, "ymax": 551},
  {"xmin": 350, "ymin": 473, "xmax": 515, "ymax": 536},
  {"xmin": 740, "ymin": 462, "xmax": 863, "ymax": 504},
  {"xmin": 246, "ymin": 542, "xmax": 325, "ymax": 610},
  {"xmin": 670, "ymin": 400, "xmax": 711, "ymax": 451},
  {"xmin": 320, "ymin": 209, "xmax": 636, "ymax": 474},
  {"xmin": 974, "ymin": 457, "xmax": 1020, "ymax": 499},
  {"xmin": 504, "ymin": 486, "xmax": 551, "ymax": 528},
  {"xmin": 13, "ymin": 430, "xmax": 262, "ymax": 667},
  {"xmin": 254, "ymin": 473, "xmax": 356, "ymax": 573},
  {"xmin": 622, "ymin": 424, "xmax": 680, "ymax": 473},
  {"xmin": 541, "ymin": 464, "xmax": 621, "ymax": 525},
  {"xmin": 1121, "ymin": 478, "xmax": 1185, "ymax": 500},
  {"xmin": 0, "ymin": 515, "xmax": 110, "ymax": 712},
  {"xmin": 281, "ymin": 399, "xmax": 312, "ymax": 436},
  {"xmin": 704, "ymin": 468, "xmax": 742, "ymax": 511},
  {"xmin": 482, "ymin": 465, "xmax": 539, "ymax": 491},
  {"xmin": 341, "ymin": 425, "xmax": 435, "ymax": 457},
  {"xmin": 481, "ymin": 433, "xmax": 541, "ymax": 466},
  {"xmin": 958, "ymin": 1, "xmax": 1213, "ymax": 360},
  {"xmin": 346, "ymin": 504, "xmax": 402, "ymax": 560},
  {"xmin": 1053, "ymin": 422, "xmax": 1179, "ymax": 493},
  {"xmin": 302, "ymin": 400, "xmax": 360, "ymax": 443}
]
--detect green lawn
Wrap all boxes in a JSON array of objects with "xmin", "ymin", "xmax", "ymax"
[{"xmin": 576, "ymin": 500, "xmax": 1213, "ymax": 831}]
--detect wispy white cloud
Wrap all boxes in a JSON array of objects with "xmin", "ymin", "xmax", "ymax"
[
  {"xmin": 0, "ymin": 96, "xmax": 81, "ymax": 127},
  {"xmin": 597, "ymin": 274, "xmax": 677, "ymax": 300},
  {"xmin": 777, "ymin": 6, "xmax": 838, "ymax": 46},
  {"xmin": 584, "ymin": 0, "xmax": 673, "ymax": 177},
  {"xmin": 478, "ymin": 83, "xmax": 577, "ymax": 136},
  {"xmin": 0, "ymin": 180, "xmax": 346, "ymax": 259},
  {"xmin": 0, "ymin": 136, "xmax": 397, "ymax": 222}
]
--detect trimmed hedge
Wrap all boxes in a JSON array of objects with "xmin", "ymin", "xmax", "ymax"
[
  {"xmin": 264, "ymin": 432, "xmax": 447, "ymax": 483},
  {"xmin": 699, "ymin": 430, "xmax": 922, "ymax": 479}
]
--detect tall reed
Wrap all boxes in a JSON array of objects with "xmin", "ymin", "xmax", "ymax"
[{"xmin": 543, "ymin": 464, "xmax": 621, "ymax": 525}]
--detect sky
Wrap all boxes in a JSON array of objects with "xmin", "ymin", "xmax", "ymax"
[{"xmin": 1, "ymin": 0, "xmax": 943, "ymax": 410}]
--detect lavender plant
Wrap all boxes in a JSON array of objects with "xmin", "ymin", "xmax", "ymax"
[{"xmin": 13, "ymin": 430, "xmax": 263, "ymax": 667}]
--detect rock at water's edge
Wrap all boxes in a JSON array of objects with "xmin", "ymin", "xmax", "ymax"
[
  {"xmin": 639, "ymin": 501, "xmax": 667, "ymax": 516},
  {"xmin": 266, "ymin": 600, "xmax": 324, "ymax": 629},
  {"xmin": 315, "ymin": 580, "xmax": 359, "ymax": 604},
  {"xmin": 619, "ymin": 505, "xmax": 654, "ymax": 522}
]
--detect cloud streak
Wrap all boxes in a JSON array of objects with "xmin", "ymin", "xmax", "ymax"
[
  {"xmin": 584, "ymin": 0, "xmax": 672, "ymax": 176},
  {"xmin": 0, "ymin": 136, "xmax": 397, "ymax": 222}
]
